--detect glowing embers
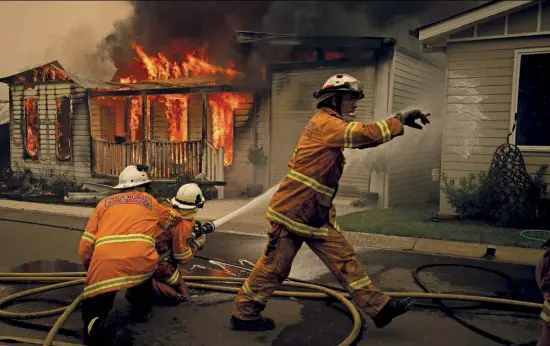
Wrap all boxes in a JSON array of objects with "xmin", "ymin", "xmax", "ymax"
[
  {"xmin": 55, "ymin": 97, "xmax": 72, "ymax": 161},
  {"xmin": 16, "ymin": 66, "xmax": 70, "ymax": 87},
  {"xmin": 24, "ymin": 98, "xmax": 39, "ymax": 158}
]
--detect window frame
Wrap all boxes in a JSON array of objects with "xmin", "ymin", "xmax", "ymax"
[
  {"xmin": 23, "ymin": 97, "xmax": 39, "ymax": 161},
  {"xmin": 55, "ymin": 96, "xmax": 73, "ymax": 162},
  {"xmin": 510, "ymin": 46, "xmax": 550, "ymax": 152}
]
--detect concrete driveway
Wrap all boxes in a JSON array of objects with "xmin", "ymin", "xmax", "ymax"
[{"xmin": 0, "ymin": 209, "xmax": 543, "ymax": 346}]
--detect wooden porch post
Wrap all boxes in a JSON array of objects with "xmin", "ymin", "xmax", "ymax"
[
  {"xmin": 141, "ymin": 94, "xmax": 148, "ymax": 165},
  {"xmin": 200, "ymin": 92, "xmax": 207, "ymax": 175}
]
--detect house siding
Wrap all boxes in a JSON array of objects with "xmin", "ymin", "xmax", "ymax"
[
  {"xmin": 440, "ymin": 36, "xmax": 550, "ymax": 213},
  {"xmin": 386, "ymin": 48, "xmax": 445, "ymax": 206},
  {"xmin": 10, "ymin": 83, "xmax": 92, "ymax": 180}
]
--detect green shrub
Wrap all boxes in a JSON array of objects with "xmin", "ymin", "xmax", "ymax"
[{"xmin": 440, "ymin": 171, "xmax": 489, "ymax": 219}]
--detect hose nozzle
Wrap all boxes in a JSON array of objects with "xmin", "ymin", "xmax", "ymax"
[{"xmin": 192, "ymin": 221, "xmax": 216, "ymax": 238}]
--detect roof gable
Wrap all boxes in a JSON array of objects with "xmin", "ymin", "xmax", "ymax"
[{"xmin": 414, "ymin": 0, "xmax": 536, "ymax": 43}]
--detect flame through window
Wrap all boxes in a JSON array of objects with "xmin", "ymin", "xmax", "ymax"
[
  {"xmin": 56, "ymin": 96, "xmax": 72, "ymax": 161},
  {"xmin": 24, "ymin": 98, "xmax": 39, "ymax": 159}
]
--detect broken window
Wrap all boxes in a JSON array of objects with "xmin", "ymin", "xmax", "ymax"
[
  {"xmin": 515, "ymin": 51, "xmax": 550, "ymax": 147},
  {"xmin": 56, "ymin": 96, "xmax": 72, "ymax": 161},
  {"xmin": 23, "ymin": 98, "xmax": 39, "ymax": 159}
]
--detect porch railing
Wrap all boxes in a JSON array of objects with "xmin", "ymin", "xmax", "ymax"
[{"xmin": 92, "ymin": 138, "xmax": 225, "ymax": 199}]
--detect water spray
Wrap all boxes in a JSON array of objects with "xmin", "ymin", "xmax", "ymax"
[{"xmin": 211, "ymin": 182, "xmax": 281, "ymax": 229}]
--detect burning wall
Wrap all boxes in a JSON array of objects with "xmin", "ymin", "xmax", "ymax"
[{"xmin": 96, "ymin": 42, "xmax": 252, "ymax": 166}]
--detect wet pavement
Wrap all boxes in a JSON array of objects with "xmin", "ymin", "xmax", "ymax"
[{"xmin": 0, "ymin": 209, "xmax": 544, "ymax": 346}]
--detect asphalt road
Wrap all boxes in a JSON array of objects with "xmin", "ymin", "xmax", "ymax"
[{"xmin": 0, "ymin": 208, "xmax": 544, "ymax": 346}]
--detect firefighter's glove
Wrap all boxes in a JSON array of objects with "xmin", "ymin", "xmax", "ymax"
[
  {"xmin": 193, "ymin": 234, "xmax": 206, "ymax": 250},
  {"xmin": 395, "ymin": 110, "xmax": 430, "ymax": 129}
]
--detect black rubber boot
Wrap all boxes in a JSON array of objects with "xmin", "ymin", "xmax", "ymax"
[
  {"xmin": 372, "ymin": 297, "xmax": 415, "ymax": 329},
  {"xmin": 86, "ymin": 310, "xmax": 134, "ymax": 346},
  {"xmin": 230, "ymin": 316, "xmax": 276, "ymax": 331}
]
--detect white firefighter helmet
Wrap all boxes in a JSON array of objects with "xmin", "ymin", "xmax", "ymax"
[
  {"xmin": 113, "ymin": 165, "xmax": 152, "ymax": 189},
  {"xmin": 171, "ymin": 183, "xmax": 206, "ymax": 210},
  {"xmin": 313, "ymin": 74, "xmax": 365, "ymax": 106}
]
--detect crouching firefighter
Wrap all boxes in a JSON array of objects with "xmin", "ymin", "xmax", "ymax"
[
  {"xmin": 231, "ymin": 74, "xmax": 431, "ymax": 331},
  {"xmin": 153, "ymin": 183, "xmax": 211, "ymax": 305},
  {"xmin": 536, "ymin": 239, "xmax": 550, "ymax": 346},
  {"xmin": 78, "ymin": 165, "xmax": 183, "ymax": 346}
]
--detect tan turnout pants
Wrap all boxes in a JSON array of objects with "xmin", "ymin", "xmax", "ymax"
[{"xmin": 232, "ymin": 222, "xmax": 390, "ymax": 320}]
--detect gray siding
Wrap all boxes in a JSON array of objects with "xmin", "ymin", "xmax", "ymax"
[
  {"xmin": 440, "ymin": 36, "xmax": 550, "ymax": 213},
  {"xmin": 269, "ymin": 64, "xmax": 376, "ymax": 195},
  {"xmin": 386, "ymin": 48, "xmax": 445, "ymax": 206},
  {"xmin": 10, "ymin": 83, "xmax": 92, "ymax": 180}
]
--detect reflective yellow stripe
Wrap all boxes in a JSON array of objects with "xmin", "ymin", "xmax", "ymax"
[
  {"xmin": 94, "ymin": 234, "xmax": 155, "ymax": 248},
  {"xmin": 81, "ymin": 232, "xmax": 95, "ymax": 244},
  {"xmin": 287, "ymin": 170, "xmax": 334, "ymax": 197},
  {"xmin": 333, "ymin": 220, "xmax": 343, "ymax": 233},
  {"xmin": 87, "ymin": 316, "xmax": 99, "ymax": 335},
  {"xmin": 173, "ymin": 248, "xmax": 193, "ymax": 261},
  {"xmin": 165, "ymin": 270, "xmax": 180, "ymax": 285},
  {"xmin": 542, "ymin": 300, "xmax": 550, "ymax": 322},
  {"xmin": 344, "ymin": 121, "xmax": 360, "ymax": 148},
  {"xmin": 375, "ymin": 120, "xmax": 391, "ymax": 143},
  {"xmin": 162, "ymin": 210, "xmax": 177, "ymax": 230},
  {"xmin": 242, "ymin": 281, "xmax": 268, "ymax": 303},
  {"xmin": 266, "ymin": 208, "xmax": 329, "ymax": 237},
  {"xmin": 83, "ymin": 272, "xmax": 153, "ymax": 297},
  {"xmin": 348, "ymin": 275, "xmax": 372, "ymax": 292}
]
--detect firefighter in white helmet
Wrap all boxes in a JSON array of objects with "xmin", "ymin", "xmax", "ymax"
[
  {"xmin": 153, "ymin": 183, "xmax": 208, "ymax": 305},
  {"xmin": 231, "ymin": 74, "xmax": 430, "ymax": 331},
  {"xmin": 79, "ymin": 165, "xmax": 183, "ymax": 345}
]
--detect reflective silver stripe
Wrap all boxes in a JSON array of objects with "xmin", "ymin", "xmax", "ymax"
[
  {"xmin": 95, "ymin": 234, "xmax": 155, "ymax": 248},
  {"xmin": 173, "ymin": 248, "xmax": 193, "ymax": 261},
  {"xmin": 375, "ymin": 120, "xmax": 391, "ymax": 143},
  {"xmin": 83, "ymin": 272, "xmax": 153, "ymax": 297},
  {"xmin": 542, "ymin": 300, "xmax": 550, "ymax": 322},
  {"xmin": 166, "ymin": 270, "xmax": 180, "ymax": 285},
  {"xmin": 87, "ymin": 316, "xmax": 99, "ymax": 335},
  {"xmin": 81, "ymin": 232, "xmax": 95, "ymax": 244},
  {"xmin": 266, "ymin": 208, "xmax": 329, "ymax": 237},
  {"xmin": 348, "ymin": 275, "xmax": 372, "ymax": 292},
  {"xmin": 287, "ymin": 169, "xmax": 334, "ymax": 197},
  {"xmin": 344, "ymin": 121, "xmax": 360, "ymax": 148},
  {"xmin": 242, "ymin": 281, "xmax": 268, "ymax": 303}
]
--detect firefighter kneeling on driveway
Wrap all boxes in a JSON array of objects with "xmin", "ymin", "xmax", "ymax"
[
  {"xmin": 231, "ymin": 74, "xmax": 431, "ymax": 331},
  {"xmin": 153, "ymin": 183, "xmax": 208, "ymax": 305},
  {"xmin": 78, "ymin": 165, "xmax": 183, "ymax": 346}
]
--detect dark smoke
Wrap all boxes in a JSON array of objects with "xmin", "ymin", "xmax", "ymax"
[{"xmin": 99, "ymin": 1, "xmax": 488, "ymax": 68}]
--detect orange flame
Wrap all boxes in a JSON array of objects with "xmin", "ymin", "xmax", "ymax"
[
  {"xmin": 55, "ymin": 98, "xmax": 71, "ymax": 160},
  {"xmin": 17, "ymin": 66, "xmax": 70, "ymax": 87},
  {"xmin": 24, "ymin": 99, "xmax": 39, "ymax": 157},
  {"xmin": 163, "ymin": 94, "xmax": 189, "ymax": 142},
  {"xmin": 208, "ymin": 92, "xmax": 247, "ymax": 166}
]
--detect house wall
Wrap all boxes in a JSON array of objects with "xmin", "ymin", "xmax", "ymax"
[
  {"xmin": 10, "ymin": 83, "xmax": 92, "ymax": 180},
  {"xmin": 386, "ymin": 48, "xmax": 446, "ymax": 207},
  {"xmin": 223, "ymin": 93, "xmax": 264, "ymax": 197},
  {"xmin": 440, "ymin": 35, "xmax": 550, "ymax": 213}
]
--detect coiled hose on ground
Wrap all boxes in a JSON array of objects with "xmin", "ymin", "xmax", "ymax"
[{"xmin": 0, "ymin": 218, "xmax": 544, "ymax": 346}]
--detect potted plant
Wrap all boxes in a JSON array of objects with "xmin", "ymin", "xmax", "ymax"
[{"xmin": 246, "ymin": 145, "xmax": 267, "ymax": 197}]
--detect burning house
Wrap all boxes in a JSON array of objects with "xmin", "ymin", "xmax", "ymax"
[{"xmin": 1, "ymin": 31, "xmax": 444, "ymax": 206}]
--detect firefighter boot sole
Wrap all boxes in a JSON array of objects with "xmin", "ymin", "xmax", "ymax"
[
  {"xmin": 87, "ymin": 310, "xmax": 134, "ymax": 346},
  {"xmin": 373, "ymin": 297, "xmax": 416, "ymax": 329},
  {"xmin": 230, "ymin": 316, "xmax": 276, "ymax": 331}
]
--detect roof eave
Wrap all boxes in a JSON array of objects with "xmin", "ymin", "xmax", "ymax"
[{"xmin": 415, "ymin": 0, "xmax": 535, "ymax": 43}]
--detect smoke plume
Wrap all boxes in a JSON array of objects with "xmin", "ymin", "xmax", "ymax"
[{"xmin": 99, "ymin": 1, "xmax": 488, "ymax": 67}]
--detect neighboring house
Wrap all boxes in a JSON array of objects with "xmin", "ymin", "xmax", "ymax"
[
  {"xmin": 236, "ymin": 32, "xmax": 445, "ymax": 207},
  {"xmin": 0, "ymin": 101, "xmax": 9, "ymax": 171},
  {"xmin": 413, "ymin": 0, "xmax": 550, "ymax": 213}
]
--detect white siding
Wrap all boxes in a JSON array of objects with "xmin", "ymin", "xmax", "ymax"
[
  {"xmin": 10, "ymin": 83, "xmax": 92, "ymax": 180},
  {"xmin": 440, "ymin": 36, "xmax": 550, "ymax": 213},
  {"xmin": 269, "ymin": 63, "xmax": 376, "ymax": 196},
  {"xmin": 386, "ymin": 48, "xmax": 445, "ymax": 206}
]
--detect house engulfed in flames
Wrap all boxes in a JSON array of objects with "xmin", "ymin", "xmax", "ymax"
[{"xmin": 1, "ymin": 32, "xmax": 446, "ymax": 206}]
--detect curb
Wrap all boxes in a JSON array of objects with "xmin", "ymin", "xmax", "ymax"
[{"xmin": 0, "ymin": 200, "xmax": 543, "ymax": 266}]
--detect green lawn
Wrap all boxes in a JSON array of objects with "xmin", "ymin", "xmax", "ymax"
[{"xmin": 335, "ymin": 204, "xmax": 547, "ymax": 249}]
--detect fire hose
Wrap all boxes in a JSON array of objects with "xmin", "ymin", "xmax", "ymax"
[{"xmin": 0, "ymin": 218, "xmax": 544, "ymax": 346}]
